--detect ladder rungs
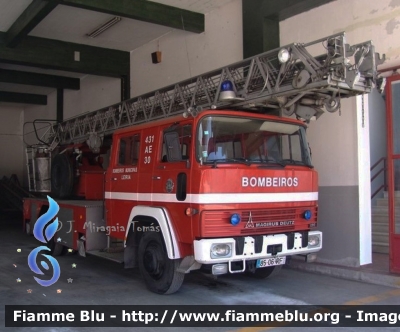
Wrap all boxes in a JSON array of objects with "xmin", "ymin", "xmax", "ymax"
[{"xmin": 31, "ymin": 33, "xmax": 382, "ymax": 148}]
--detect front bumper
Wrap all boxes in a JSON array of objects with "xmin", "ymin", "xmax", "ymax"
[{"xmin": 193, "ymin": 231, "xmax": 322, "ymax": 265}]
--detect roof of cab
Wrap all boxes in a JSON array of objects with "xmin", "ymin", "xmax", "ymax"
[{"xmin": 113, "ymin": 109, "xmax": 307, "ymax": 136}]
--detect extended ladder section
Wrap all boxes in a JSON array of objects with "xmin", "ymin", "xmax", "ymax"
[{"xmin": 38, "ymin": 32, "xmax": 384, "ymax": 149}]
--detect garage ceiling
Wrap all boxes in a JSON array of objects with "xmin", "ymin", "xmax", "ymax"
[{"xmin": 0, "ymin": 0, "xmax": 334, "ymax": 108}]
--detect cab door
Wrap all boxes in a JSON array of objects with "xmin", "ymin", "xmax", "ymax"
[
  {"xmin": 151, "ymin": 123, "xmax": 193, "ymax": 244},
  {"xmin": 105, "ymin": 132, "xmax": 141, "ymax": 239}
]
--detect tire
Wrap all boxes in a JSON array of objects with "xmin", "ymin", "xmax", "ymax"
[
  {"xmin": 25, "ymin": 221, "xmax": 32, "ymax": 236},
  {"xmin": 51, "ymin": 153, "xmax": 74, "ymax": 198},
  {"xmin": 138, "ymin": 232, "xmax": 184, "ymax": 294},
  {"xmin": 47, "ymin": 238, "xmax": 67, "ymax": 256},
  {"xmin": 247, "ymin": 265, "xmax": 283, "ymax": 279}
]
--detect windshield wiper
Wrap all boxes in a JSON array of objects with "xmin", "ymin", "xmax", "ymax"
[
  {"xmin": 256, "ymin": 159, "xmax": 286, "ymax": 168},
  {"xmin": 208, "ymin": 158, "xmax": 251, "ymax": 168},
  {"xmin": 281, "ymin": 159, "xmax": 314, "ymax": 168}
]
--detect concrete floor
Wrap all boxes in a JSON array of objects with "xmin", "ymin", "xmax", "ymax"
[{"xmin": 1, "ymin": 211, "xmax": 400, "ymax": 332}]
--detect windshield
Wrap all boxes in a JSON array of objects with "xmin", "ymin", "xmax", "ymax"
[{"xmin": 197, "ymin": 116, "xmax": 312, "ymax": 166}]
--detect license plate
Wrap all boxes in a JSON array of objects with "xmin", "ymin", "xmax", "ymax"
[{"xmin": 256, "ymin": 256, "xmax": 286, "ymax": 268}]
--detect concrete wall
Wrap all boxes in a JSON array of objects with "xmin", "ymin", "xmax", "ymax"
[
  {"xmin": 130, "ymin": 0, "xmax": 243, "ymax": 97},
  {"xmin": 280, "ymin": 0, "xmax": 397, "ymax": 266},
  {"xmin": 0, "ymin": 106, "xmax": 24, "ymax": 180}
]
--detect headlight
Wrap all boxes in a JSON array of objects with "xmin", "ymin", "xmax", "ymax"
[
  {"xmin": 211, "ymin": 243, "xmax": 232, "ymax": 258},
  {"xmin": 308, "ymin": 234, "xmax": 320, "ymax": 248},
  {"xmin": 278, "ymin": 48, "xmax": 290, "ymax": 63}
]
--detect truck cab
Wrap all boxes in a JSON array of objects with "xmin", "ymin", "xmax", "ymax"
[{"xmin": 105, "ymin": 109, "xmax": 321, "ymax": 294}]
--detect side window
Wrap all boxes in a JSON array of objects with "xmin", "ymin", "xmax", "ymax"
[
  {"xmin": 119, "ymin": 139, "xmax": 127, "ymax": 164},
  {"xmin": 161, "ymin": 125, "xmax": 192, "ymax": 162},
  {"xmin": 118, "ymin": 134, "xmax": 140, "ymax": 165}
]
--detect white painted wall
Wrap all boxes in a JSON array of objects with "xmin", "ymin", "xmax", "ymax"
[
  {"xmin": 280, "ymin": 0, "xmax": 400, "ymax": 67},
  {"xmin": 22, "ymin": 75, "xmax": 120, "ymax": 185},
  {"xmin": 369, "ymin": 88, "xmax": 387, "ymax": 205},
  {"xmin": 24, "ymin": 75, "xmax": 120, "ymax": 126},
  {"xmin": 357, "ymin": 94, "xmax": 372, "ymax": 264},
  {"xmin": 130, "ymin": 0, "xmax": 243, "ymax": 97},
  {"xmin": 280, "ymin": 0, "xmax": 396, "ymax": 265},
  {"xmin": 306, "ymin": 99, "xmax": 358, "ymax": 187},
  {"xmin": 0, "ymin": 106, "xmax": 24, "ymax": 180},
  {"xmin": 63, "ymin": 75, "xmax": 121, "ymax": 118}
]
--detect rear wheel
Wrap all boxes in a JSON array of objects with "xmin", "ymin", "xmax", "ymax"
[
  {"xmin": 47, "ymin": 238, "xmax": 67, "ymax": 256},
  {"xmin": 37, "ymin": 205, "xmax": 66, "ymax": 256},
  {"xmin": 25, "ymin": 221, "xmax": 32, "ymax": 235},
  {"xmin": 138, "ymin": 232, "xmax": 184, "ymax": 294},
  {"xmin": 51, "ymin": 153, "xmax": 74, "ymax": 198}
]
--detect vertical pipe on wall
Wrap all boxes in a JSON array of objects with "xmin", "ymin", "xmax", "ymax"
[
  {"xmin": 121, "ymin": 74, "xmax": 130, "ymax": 101},
  {"xmin": 57, "ymin": 88, "xmax": 63, "ymax": 123}
]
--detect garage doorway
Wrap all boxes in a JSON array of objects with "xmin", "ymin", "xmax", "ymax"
[{"xmin": 385, "ymin": 75, "xmax": 400, "ymax": 273}]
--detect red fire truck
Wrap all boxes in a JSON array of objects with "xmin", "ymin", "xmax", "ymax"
[{"xmin": 23, "ymin": 32, "xmax": 383, "ymax": 294}]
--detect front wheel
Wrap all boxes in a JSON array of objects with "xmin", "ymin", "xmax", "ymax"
[{"xmin": 138, "ymin": 232, "xmax": 184, "ymax": 294}]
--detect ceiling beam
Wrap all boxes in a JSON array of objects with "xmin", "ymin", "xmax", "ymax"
[
  {"xmin": 0, "ymin": 91, "xmax": 47, "ymax": 105},
  {"xmin": 0, "ymin": 32, "xmax": 130, "ymax": 78},
  {"xmin": 5, "ymin": 0, "xmax": 58, "ymax": 48},
  {"xmin": 261, "ymin": 0, "xmax": 336, "ymax": 20},
  {"xmin": 0, "ymin": 69, "xmax": 80, "ymax": 90},
  {"xmin": 55, "ymin": 0, "xmax": 204, "ymax": 33},
  {"xmin": 243, "ymin": 0, "xmax": 336, "ymax": 57}
]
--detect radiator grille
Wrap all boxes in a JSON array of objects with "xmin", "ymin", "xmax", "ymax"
[{"xmin": 201, "ymin": 207, "xmax": 317, "ymax": 237}]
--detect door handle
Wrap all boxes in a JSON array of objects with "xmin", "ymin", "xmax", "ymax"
[
  {"xmin": 111, "ymin": 177, "xmax": 118, "ymax": 181},
  {"xmin": 152, "ymin": 176, "xmax": 161, "ymax": 180}
]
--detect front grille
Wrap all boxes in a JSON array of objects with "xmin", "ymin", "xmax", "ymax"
[
  {"xmin": 201, "ymin": 206, "xmax": 317, "ymax": 237},
  {"xmin": 242, "ymin": 209, "xmax": 296, "ymax": 222}
]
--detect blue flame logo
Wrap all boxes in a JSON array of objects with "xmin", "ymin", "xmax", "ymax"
[{"xmin": 28, "ymin": 196, "xmax": 61, "ymax": 287}]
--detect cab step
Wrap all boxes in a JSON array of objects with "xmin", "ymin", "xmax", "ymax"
[{"xmin": 86, "ymin": 249, "xmax": 124, "ymax": 263}]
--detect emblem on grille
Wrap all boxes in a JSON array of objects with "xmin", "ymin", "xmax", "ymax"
[
  {"xmin": 245, "ymin": 211, "xmax": 295, "ymax": 228},
  {"xmin": 245, "ymin": 212, "xmax": 254, "ymax": 228}
]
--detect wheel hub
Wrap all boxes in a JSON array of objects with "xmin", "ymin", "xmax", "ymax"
[{"xmin": 143, "ymin": 243, "xmax": 164, "ymax": 280}]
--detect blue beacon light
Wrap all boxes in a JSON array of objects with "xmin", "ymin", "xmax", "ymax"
[
  {"xmin": 230, "ymin": 213, "xmax": 241, "ymax": 226},
  {"xmin": 219, "ymin": 80, "xmax": 236, "ymax": 100},
  {"xmin": 304, "ymin": 210, "xmax": 312, "ymax": 220}
]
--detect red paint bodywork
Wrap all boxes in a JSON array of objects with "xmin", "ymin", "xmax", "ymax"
[{"xmin": 24, "ymin": 110, "xmax": 319, "ymax": 258}]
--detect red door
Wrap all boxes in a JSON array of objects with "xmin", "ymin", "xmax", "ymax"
[
  {"xmin": 105, "ymin": 132, "xmax": 141, "ymax": 239},
  {"xmin": 150, "ymin": 123, "xmax": 193, "ymax": 244},
  {"xmin": 386, "ymin": 75, "xmax": 400, "ymax": 273}
]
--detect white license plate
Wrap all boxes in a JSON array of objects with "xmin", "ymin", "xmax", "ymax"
[{"xmin": 256, "ymin": 256, "xmax": 286, "ymax": 268}]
